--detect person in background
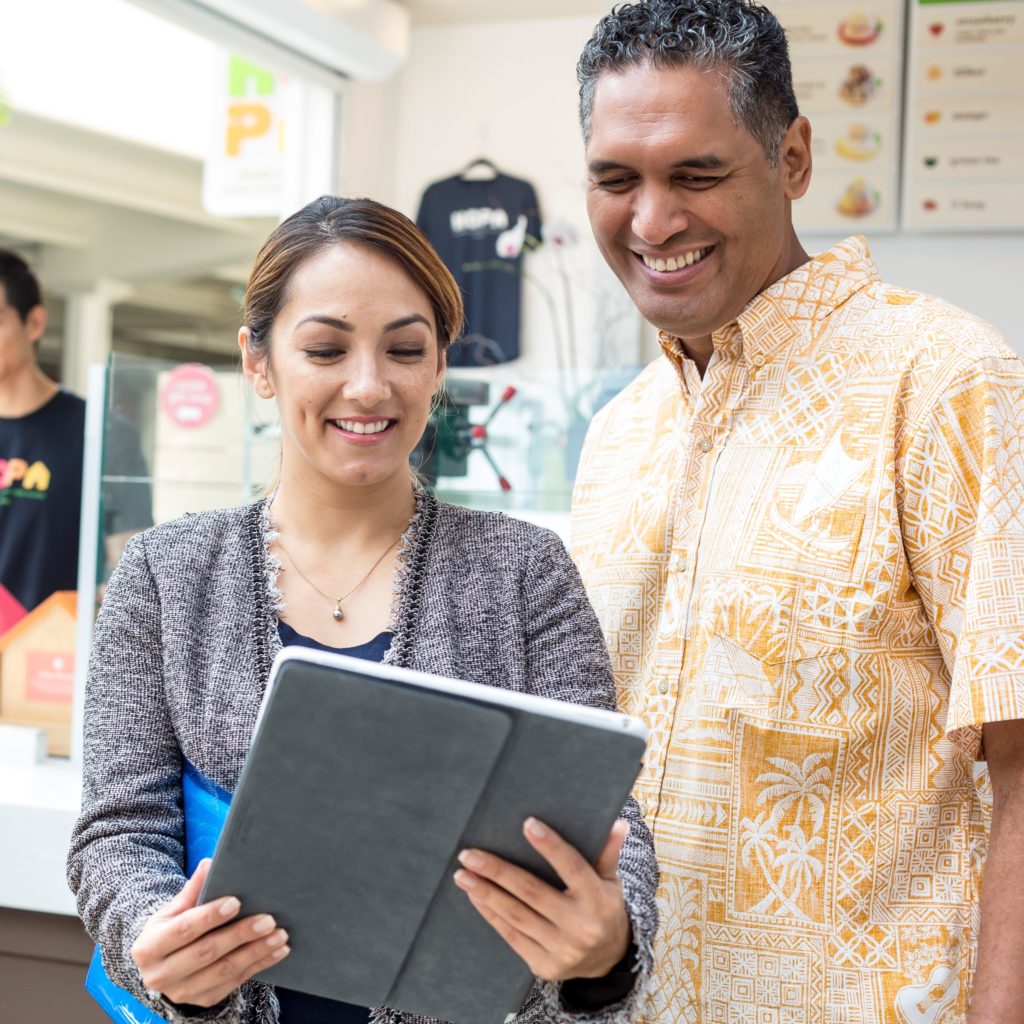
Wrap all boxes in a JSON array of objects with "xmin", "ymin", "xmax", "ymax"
[
  {"xmin": 67, "ymin": 196, "xmax": 658, "ymax": 1024},
  {"xmin": 569, "ymin": 1, "xmax": 1024, "ymax": 1021},
  {"xmin": 0, "ymin": 248, "xmax": 150, "ymax": 622}
]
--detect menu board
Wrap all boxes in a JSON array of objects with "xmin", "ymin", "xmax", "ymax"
[
  {"xmin": 777, "ymin": 0, "xmax": 906, "ymax": 233},
  {"xmin": 904, "ymin": 0, "xmax": 1024, "ymax": 230}
]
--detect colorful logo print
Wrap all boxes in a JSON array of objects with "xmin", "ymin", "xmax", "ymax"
[{"xmin": 0, "ymin": 459, "xmax": 50, "ymax": 491}]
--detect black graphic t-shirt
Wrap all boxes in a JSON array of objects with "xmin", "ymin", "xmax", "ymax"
[
  {"xmin": 416, "ymin": 172, "xmax": 542, "ymax": 367},
  {"xmin": 0, "ymin": 390, "xmax": 151, "ymax": 612}
]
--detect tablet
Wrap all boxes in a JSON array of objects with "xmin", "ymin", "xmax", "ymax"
[{"xmin": 201, "ymin": 647, "xmax": 648, "ymax": 1024}]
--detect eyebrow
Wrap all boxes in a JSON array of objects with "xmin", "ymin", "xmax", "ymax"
[
  {"xmin": 588, "ymin": 155, "xmax": 728, "ymax": 174},
  {"xmin": 295, "ymin": 313, "xmax": 432, "ymax": 332}
]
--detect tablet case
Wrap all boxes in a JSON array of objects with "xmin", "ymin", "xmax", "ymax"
[{"xmin": 201, "ymin": 655, "xmax": 647, "ymax": 1024}]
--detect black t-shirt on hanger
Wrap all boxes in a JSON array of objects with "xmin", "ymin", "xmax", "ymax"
[{"xmin": 416, "ymin": 172, "xmax": 542, "ymax": 367}]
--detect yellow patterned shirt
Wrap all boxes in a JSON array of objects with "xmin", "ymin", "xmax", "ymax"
[{"xmin": 571, "ymin": 237, "xmax": 1024, "ymax": 1024}]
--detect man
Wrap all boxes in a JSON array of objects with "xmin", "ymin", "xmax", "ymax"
[
  {"xmin": 0, "ymin": 248, "xmax": 150, "ymax": 622},
  {"xmin": 570, "ymin": 3, "xmax": 1024, "ymax": 1022}
]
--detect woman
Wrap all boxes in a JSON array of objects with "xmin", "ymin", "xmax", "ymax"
[{"xmin": 67, "ymin": 196, "xmax": 657, "ymax": 1024}]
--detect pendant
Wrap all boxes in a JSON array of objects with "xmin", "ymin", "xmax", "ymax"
[{"xmin": 333, "ymin": 601, "xmax": 344, "ymax": 622}]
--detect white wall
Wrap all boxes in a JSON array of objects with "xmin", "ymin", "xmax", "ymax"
[
  {"xmin": 345, "ymin": 13, "xmax": 1021, "ymax": 377},
  {"xmin": 837, "ymin": 232, "xmax": 1016, "ymax": 342},
  {"xmin": 388, "ymin": 16, "xmax": 646, "ymax": 386}
]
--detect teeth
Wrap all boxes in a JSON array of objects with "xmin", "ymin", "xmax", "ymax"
[
  {"xmin": 338, "ymin": 420, "xmax": 390, "ymax": 435},
  {"xmin": 643, "ymin": 248, "xmax": 706, "ymax": 272}
]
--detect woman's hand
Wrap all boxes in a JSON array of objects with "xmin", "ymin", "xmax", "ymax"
[
  {"xmin": 453, "ymin": 818, "xmax": 632, "ymax": 981},
  {"xmin": 130, "ymin": 858, "xmax": 290, "ymax": 1008}
]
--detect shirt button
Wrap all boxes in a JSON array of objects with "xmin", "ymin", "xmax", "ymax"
[
  {"xmin": 672, "ymin": 554, "xmax": 688, "ymax": 573},
  {"xmin": 658, "ymin": 679, "xmax": 671, "ymax": 695},
  {"xmin": 638, "ymin": 799, "xmax": 648, "ymax": 818},
  {"xmin": 752, "ymin": 353, "xmax": 765, "ymax": 367},
  {"xmin": 698, "ymin": 437, "xmax": 713, "ymax": 453}
]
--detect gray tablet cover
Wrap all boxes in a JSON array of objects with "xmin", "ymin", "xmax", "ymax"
[{"xmin": 200, "ymin": 654, "xmax": 647, "ymax": 1024}]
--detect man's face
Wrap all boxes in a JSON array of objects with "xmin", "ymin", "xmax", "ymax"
[
  {"xmin": 0, "ymin": 285, "xmax": 45, "ymax": 382},
  {"xmin": 585, "ymin": 63, "xmax": 810, "ymax": 343}
]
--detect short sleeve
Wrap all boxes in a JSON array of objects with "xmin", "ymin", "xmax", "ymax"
[
  {"xmin": 523, "ymin": 182, "xmax": 542, "ymax": 250},
  {"xmin": 896, "ymin": 354, "xmax": 1024, "ymax": 757}
]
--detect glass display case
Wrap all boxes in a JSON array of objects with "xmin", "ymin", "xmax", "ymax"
[
  {"xmin": 70, "ymin": 353, "xmax": 279, "ymax": 761},
  {"xmin": 88, "ymin": 353, "xmax": 644, "ymax": 535},
  {"xmin": 86, "ymin": 352, "xmax": 277, "ymax": 550},
  {"xmin": 419, "ymin": 364, "xmax": 642, "ymax": 518}
]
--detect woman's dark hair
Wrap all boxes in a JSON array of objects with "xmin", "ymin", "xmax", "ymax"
[
  {"xmin": 243, "ymin": 195, "xmax": 464, "ymax": 360},
  {"xmin": 578, "ymin": 0, "xmax": 800, "ymax": 166},
  {"xmin": 0, "ymin": 247, "xmax": 43, "ymax": 322}
]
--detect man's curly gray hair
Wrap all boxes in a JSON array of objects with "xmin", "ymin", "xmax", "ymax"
[{"xmin": 577, "ymin": 0, "xmax": 800, "ymax": 166}]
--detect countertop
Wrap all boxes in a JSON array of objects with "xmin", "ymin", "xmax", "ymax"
[{"xmin": 0, "ymin": 758, "xmax": 81, "ymax": 915}]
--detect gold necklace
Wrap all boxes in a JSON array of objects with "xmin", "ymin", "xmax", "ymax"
[{"xmin": 277, "ymin": 534, "xmax": 402, "ymax": 622}]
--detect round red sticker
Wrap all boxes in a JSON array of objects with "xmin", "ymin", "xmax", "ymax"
[{"xmin": 160, "ymin": 363, "xmax": 221, "ymax": 429}]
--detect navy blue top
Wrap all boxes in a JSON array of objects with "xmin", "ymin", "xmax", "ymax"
[
  {"xmin": 278, "ymin": 620, "xmax": 393, "ymax": 663},
  {"xmin": 275, "ymin": 620, "xmax": 393, "ymax": 1024}
]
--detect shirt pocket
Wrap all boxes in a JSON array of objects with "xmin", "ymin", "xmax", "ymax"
[
  {"xmin": 699, "ymin": 590, "xmax": 867, "ymax": 730},
  {"xmin": 736, "ymin": 484, "xmax": 870, "ymax": 590},
  {"xmin": 720, "ymin": 433, "xmax": 876, "ymax": 590}
]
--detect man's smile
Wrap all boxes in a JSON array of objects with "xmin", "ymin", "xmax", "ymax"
[{"xmin": 636, "ymin": 246, "xmax": 713, "ymax": 273}]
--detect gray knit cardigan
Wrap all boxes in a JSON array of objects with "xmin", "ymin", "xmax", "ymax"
[{"xmin": 67, "ymin": 493, "xmax": 657, "ymax": 1024}]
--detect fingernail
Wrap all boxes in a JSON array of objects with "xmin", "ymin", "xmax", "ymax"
[
  {"xmin": 454, "ymin": 869, "xmax": 477, "ymax": 889},
  {"xmin": 219, "ymin": 897, "xmax": 241, "ymax": 918},
  {"xmin": 252, "ymin": 915, "xmax": 276, "ymax": 935},
  {"xmin": 266, "ymin": 929, "xmax": 288, "ymax": 949},
  {"xmin": 272, "ymin": 945, "xmax": 290, "ymax": 960},
  {"xmin": 525, "ymin": 817, "xmax": 547, "ymax": 839},
  {"xmin": 458, "ymin": 850, "xmax": 485, "ymax": 871}
]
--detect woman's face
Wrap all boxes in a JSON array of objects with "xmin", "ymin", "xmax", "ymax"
[{"xmin": 241, "ymin": 242, "xmax": 445, "ymax": 491}]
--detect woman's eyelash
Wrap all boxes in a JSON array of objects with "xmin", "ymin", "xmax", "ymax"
[{"xmin": 304, "ymin": 347, "xmax": 426, "ymax": 359}]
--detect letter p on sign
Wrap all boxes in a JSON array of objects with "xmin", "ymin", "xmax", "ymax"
[{"xmin": 226, "ymin": 103, "xmax": 271, "ymax": 157}]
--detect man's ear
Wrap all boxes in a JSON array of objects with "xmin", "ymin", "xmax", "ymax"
[
  {"xmin": 238, "ymin": 327, "xmax": 274, "ymax": 399},
  {"xmin": 781, "ymin": 116, "xmax": 813, "ymax": 201},
  {"xmin": 25, "ymin": 304, "xmax": 47, "ymax": 346}
]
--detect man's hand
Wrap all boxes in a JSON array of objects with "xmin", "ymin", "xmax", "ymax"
[
  {"xmin": 453, "ymin": 817, "xmax": 631, "ymax": 981},
  {"xmin": 131, "ymin": 859, "xmax": 290, "ymax": 1008}
]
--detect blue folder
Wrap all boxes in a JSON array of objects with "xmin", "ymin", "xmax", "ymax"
[{"xmin": 85, "ymin": 761, "xmax": 232, "ymax": 1023}]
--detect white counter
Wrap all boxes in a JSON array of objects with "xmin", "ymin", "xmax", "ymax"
[{"xmin": 0, "ymin": 758, "xmax": 81, "ymax": 916}]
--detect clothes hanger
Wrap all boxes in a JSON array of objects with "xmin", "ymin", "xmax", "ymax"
[{"xmin": 460, "ymin": 156, "xmax": 499, "ymax": 182}]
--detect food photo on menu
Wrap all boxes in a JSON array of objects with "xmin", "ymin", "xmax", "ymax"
[
  {"xmin": 836, "ymin": 122, "xmax": 883, "ymax": 162},
  {"xmin": 838, "ymin": 10, "xmax": 883, "ymax": 46},
  {"xmin": 838, "ymin": 63, "xmax": 878, "ymax": 105},
  {"xmin": 836, "ymin": 176, "xmax": 880, "ymax": 218}
]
